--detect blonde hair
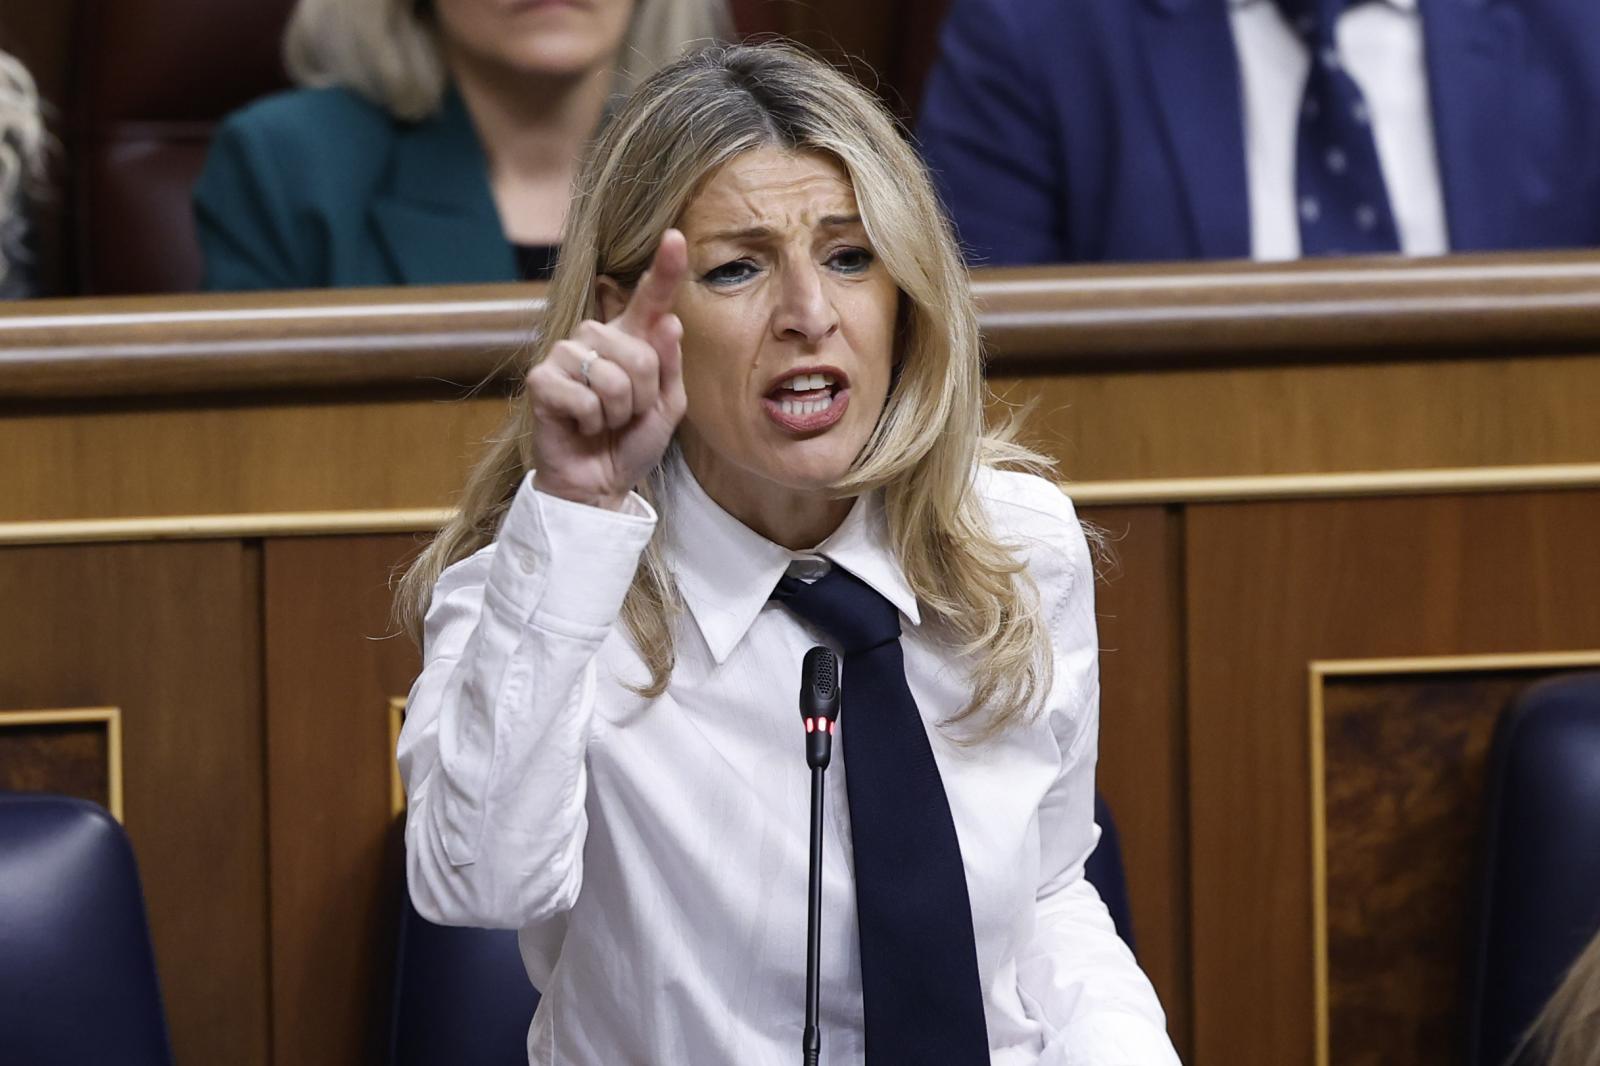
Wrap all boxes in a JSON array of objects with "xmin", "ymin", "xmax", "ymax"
[
  {"xmin": 1522, "ymin": 929, "xmax": 1600, "ymax": 1066},
  {"xmin": 0, "ymin": 49, "xmax": 45, "ymax": 290},
  {"xmin": 284, "ymin": 0, "xmax": 731, "ymax": 121},
  {"xmin": 398, "ymin": 42, "xmax": 1057, "ymax": 737}
]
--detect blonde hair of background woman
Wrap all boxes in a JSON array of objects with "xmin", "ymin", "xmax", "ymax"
[
  {"xmin": 1521, "ymin": 929, "xmax": 1600, "ymax": 1066},
  {"xmin": 0, "ymin": 48, "xmax": 45, "ymax": 290},
  {"xmin": 397, "ymin": 42, "xmax": 1058, "ymax": 737},
  {"xmin": 284, "ymin": 0, "xmax": 731, "ymax": 121}
]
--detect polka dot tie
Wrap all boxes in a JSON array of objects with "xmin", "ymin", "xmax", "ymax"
[{"xmin": 1275, "ymin": 0, "xmax": 1401, "ymax": 255}]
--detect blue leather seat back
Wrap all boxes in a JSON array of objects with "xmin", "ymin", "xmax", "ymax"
[
  {"xmin": 389, "ymin": 888, "xmax": 537, "ymax": 1066},
  {"xmin": 1090, "ymin": 792, "xmax": 1138, "ymax": 954},
  {"xmin": 0, "ymin": 793, "xmax": 174, "ymax": 1066},
  {"xmin": 1464, "ymin": 673, "xmax": 1600, "ymax": 1066}
]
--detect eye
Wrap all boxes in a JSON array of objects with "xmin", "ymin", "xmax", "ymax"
[
  {"xmin": 702, "ymin": 258, "xmax": 760, "ymax": 286},
  {"xmin": 828, "ymin": 247, "xmax": 875, "ymax": 274}
]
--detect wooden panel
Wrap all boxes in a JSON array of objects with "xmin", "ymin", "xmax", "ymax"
[
  {"xmin": 263, "ymin": 535, "xmax": 425, "ymax": 1066},
  {"xmin": 9, "ymin": 349, "xmax": 1600, "ymax": 523},
  {"xmin": 0, "ymin": 396, "xmax": 505, "ymax": 521},
  {"xmin": 1082, "ymin": 504, "xmax": 1191, "ymax": 1061},
  {"xmin": 990, "ymin": 352, "xmax": 1600, "ymax": 482},
  {"xmin": 0, "ymin": 713, "xmax": 112, "ymax": 810},
  {"xmin": 1183, "ymin": 492, "xmax": 1600, "ymax": 1066},
  {"xmin": 0, "ymin": 541, "xmax": 268, "ymax": 1066},
  {"xmin": 1317, "ymin": 668, "xmax": 1590, "ymax": 1066},
  {"xmin": 8, "ymin": 254, "xmax": 1600, "ymax": 401}
]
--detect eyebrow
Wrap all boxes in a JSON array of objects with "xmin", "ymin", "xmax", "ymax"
[{"xmin": 698, "ymin": 214, "xmax": 864, "ymax": 244}]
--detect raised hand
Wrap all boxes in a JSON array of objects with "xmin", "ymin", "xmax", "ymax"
[{"xmin": 527, "ymin": 230, "xmax": 689, "ymax": 510}]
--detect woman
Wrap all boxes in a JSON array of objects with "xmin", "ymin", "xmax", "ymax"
[
  {"xmin": 397, "ymin": 42, "xmax": 1180, "ymax": 1065},
  {"xmin": 193, "ymin": 0, "xmax": 727, "ymax": 290}
]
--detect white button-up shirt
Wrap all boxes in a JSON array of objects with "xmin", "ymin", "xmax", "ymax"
[
  {"xmin": 399, "ymin": 460, "xmax": 1179, "ymax": 1065},
  {"xmin": 1231, "ymin": 0, "xmax": 1450, "ymax": 259}
]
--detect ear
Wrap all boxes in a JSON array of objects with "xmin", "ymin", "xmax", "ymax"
[{"xmin": 595, "ymin": 276, "xmax": 629, "ymax": 323}]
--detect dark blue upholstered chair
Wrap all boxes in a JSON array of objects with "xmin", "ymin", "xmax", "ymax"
[
  {"xmin": 1463, "ymin": 673, "xmax": 1600, "ymax": 1066},
  {"xmin": 1090, "ymin": 793, "xmax": 1137, "ymax": 954},
  {"xmin": 0, "ymin": 793, "xmax": 174, "ymax": 1066},
  {"xmin": 389, "ymin": 871, "xmax": 538, "ymax": 1066},
  {"xmin": 389, "ymin": 795, "xmax": 1138, "ymax": 1065}
]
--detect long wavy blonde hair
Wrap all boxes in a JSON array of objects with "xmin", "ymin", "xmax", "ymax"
[
  {"xmin": 284, "ymin": 0, "xmax": 730, "ymax": 121},
  {"xmin": 1521, "ymin": 929, "xmax": 1600, "ymax": 1066},
  {"xmin": 398, "ymin": 42, "xmax": 1056, "ymax": 737}
]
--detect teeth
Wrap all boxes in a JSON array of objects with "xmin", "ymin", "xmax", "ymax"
[
  {"xmin": 783, "ymin": 372, "xmax": 837, "ymax": 391},
  {"xmin": 779, "ymin": 397, "xmax": 834, "ymax": 417}
]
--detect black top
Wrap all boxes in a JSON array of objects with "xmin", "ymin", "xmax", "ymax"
[{"xmin": 513, "ymin": 243, "xmax": 560, "ymax": 282}]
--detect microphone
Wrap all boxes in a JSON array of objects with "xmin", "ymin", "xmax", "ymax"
[
  {"xmin": 800, "ymin": 646, "xmax": 840, "ymax": 1066},
  {"xmin": 801, "ymin": 645, "xmax": 840, "ymax": 769}
]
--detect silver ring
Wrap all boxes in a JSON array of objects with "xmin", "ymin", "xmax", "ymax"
[{"xmin": 578, "ymin": 348, "xmax": 599, "ymax": 387}]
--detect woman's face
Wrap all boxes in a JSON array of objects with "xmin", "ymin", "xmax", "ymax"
[
  {"xmin": 668, "ymin": 147, "xmax": 900, "ymax": 521},
  {"xmin": 433, "ymin": 0, "xmax": 634, "ymax": 81}
]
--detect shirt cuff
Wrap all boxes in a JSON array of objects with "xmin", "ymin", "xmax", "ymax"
[{"xmin": 488, "ymin": 473, "xmax": 658, "ymax": 637}]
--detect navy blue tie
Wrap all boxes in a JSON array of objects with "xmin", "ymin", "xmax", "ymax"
[
  {"xmin": 1275, "ymin": 0, "xmax": 1401, "ymax": 255},
  {"xmin": 774, "ymin": 567, "xmax": 989, "ymax": 1064}
]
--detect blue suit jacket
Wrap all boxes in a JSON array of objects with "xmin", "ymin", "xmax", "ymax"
[
  {"xmin": 917, "ymin": 0, "xmax": 1600, "ymax": 264},
  {"xmin": 194, "ymin": 86, "xmax": 517, "ymax": 290}
]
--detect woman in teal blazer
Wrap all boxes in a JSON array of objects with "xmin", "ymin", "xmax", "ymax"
[{"xmin": 195, "ymin": 0, "xmax": 728, "ymax": 291}]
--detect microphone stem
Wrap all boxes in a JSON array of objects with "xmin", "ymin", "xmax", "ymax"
[{"xmin": 804, "ymin": 763, "xmax": 825, "ymax": 1065}]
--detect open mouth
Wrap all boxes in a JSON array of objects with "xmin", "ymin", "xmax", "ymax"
[{"xmin": 762, "ymin": 368, "xmax": 851, "ymax": 432}]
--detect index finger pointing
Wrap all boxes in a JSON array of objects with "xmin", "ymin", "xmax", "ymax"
[{"xmin": 619, "ymin": 229, "xmax": 688, "ymax": 332}]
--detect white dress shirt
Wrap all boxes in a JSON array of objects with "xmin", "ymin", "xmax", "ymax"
[
  {"xmin": 399, "ymin": 457, "xmax": 1179, "ymax": 1065},
  {"xmin": 1230, "ymin": 0, "xmax": 1450, "ymax": 259}
]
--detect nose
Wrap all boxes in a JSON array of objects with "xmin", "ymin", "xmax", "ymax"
[{"xmin": 770, "ymin": 260, "xmax": 839, "ymax": 346}]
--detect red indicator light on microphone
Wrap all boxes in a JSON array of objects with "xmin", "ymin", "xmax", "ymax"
[{"xmin": 805, "ymin": 718, "xmax": 815, "ymax": 733}]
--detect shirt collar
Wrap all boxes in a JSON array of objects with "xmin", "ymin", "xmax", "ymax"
[{"xmin": 663, "ymin": 454, "xmax": 922, "ymax": 665}]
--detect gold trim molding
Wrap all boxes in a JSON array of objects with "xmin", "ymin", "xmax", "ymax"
[
  {"xmin": 0, "ymin": 509, "xmax": 454, "ymax": 547},
  {"xmin": 4, "ymin": 462, "xmax": 1600, "ymax": 546},
  {"xmin": 1306, "ymin": 651, "xmax": 1600, "ymax": 1066},
  {"xmin": 0, "ymin": 706, "xmax": 124, "ymax": 821},
  {"xmin": 1069, "ymin": 463, "xmax": 1600, "ymax": 506},
  {"xmin": 389, "ymin": 698, "xmax": 407, "ymax": 819}
]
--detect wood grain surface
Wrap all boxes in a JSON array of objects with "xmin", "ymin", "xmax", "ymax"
[
  {"xmin": 1082, "ymin": 503, "xmax": 1192, "ymax": 1062},
  {"xmin": 1184, "ymin": 491, "xmax": 1600, "ymax": 1066},
  {"xmin": 263, "ymin": 535, "xmax": 425, "ymax": 1066},
  {"xmin": 7, "ymin": 349, "xmax": 1600, "ymax": 524},
  {"xmin": 0, "ymin": 540, "xmax": 269, "ymax": 1066},
  {"xmin": 0, "ymin": 718, "xmax": 110, "ymax": 808},
  {"xmin": 1319, "ymin": 670, "xmax": 1572, "ymax": 1066},
  {"xmin": 7, "ymin": 254, "xmax": 1600, "ymax": 399},
  {"xmin": 991, "ymin": 351, "xmax": 1600, "ymax": 483},
  {"xmin": 0, "ymin": 395, "xmax": 507, "ymax": 522}
]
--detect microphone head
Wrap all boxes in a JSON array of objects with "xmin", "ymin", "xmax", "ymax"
[{"xmin": 800, "ymin": 646, "xmax": 841, "ymax": 722}]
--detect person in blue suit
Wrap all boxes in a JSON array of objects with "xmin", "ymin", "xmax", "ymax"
[
  {"xmin": 194, "ymin": 0, "xmax": 728, "ymax": 291},
  {"xmin": 917, "ymin": 0, "xmax": 1600, "ymax": 265}
]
